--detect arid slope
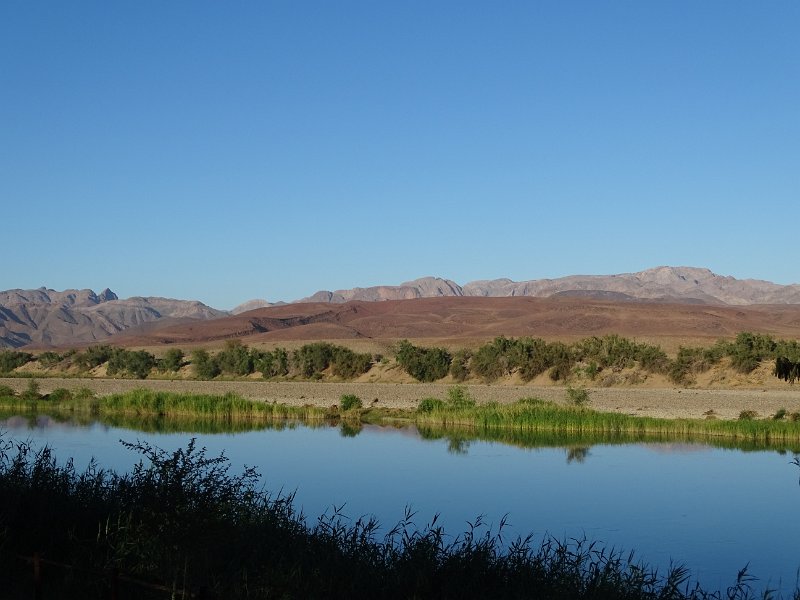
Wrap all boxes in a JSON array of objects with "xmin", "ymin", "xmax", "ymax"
[{"xmin": 110, "ymin": 296, "xmax": 800, "ymax": 350}]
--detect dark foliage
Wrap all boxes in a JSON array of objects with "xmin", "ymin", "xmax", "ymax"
[
  {"xmin": 396, "ymin": 341, "xmax": 451, "ymax": 382},
  {"xmin": 107, "ymin": 349, "xmax": 156, "ymax": 379},
  {"xmin": 191, "ymin": 349, "xmax": 221, "ymax": 379},
  {"xmin": 0, "ymin": 350, "xmax": 33, "ymax": 373},
  {"xmin": 158, "ymin": 348, "xmax": 185, "ymax": 373},
  {"xmin": 215, "ymin": 340, "xmax": 254, "ymax": 376},
  {"xmin": 775, "ymin": 357, "xmax": 800, "ymax": 384},
  {"xmin": 254, "ymin": 347, "xmax": 290, "ymax": 378}
]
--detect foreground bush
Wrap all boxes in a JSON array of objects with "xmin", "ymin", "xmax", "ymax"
[{"xmin": 0, "ymin": 437, "xmax": 781, "ymax": 599}]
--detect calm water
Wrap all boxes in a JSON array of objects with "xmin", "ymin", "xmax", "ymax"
[{"xmin": 2, "ymin": 415, "xmax": 800, "ymax": 594}]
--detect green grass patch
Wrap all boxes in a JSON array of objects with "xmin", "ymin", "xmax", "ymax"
[
  {"xmin": 0, "ymin": 388, "xmax": 330, "ymax": 423},
  {"xmin": 414, "ymin": 397, "xmax": 800, "ymax": 445}
]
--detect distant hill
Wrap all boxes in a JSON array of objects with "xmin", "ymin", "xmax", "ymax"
[
  {"xmin": 295, "ymin": 267, "xmax": 800, "ymax": 306},
  {"xmin": 8, "ymin": 267, "xmax": 800, "ymax": 350},
  {"xmin": 0, "ymin": 287, "xmax": 226, "ymax": 349},
  {"xmin": 111, "ymin": 295, "xmax": 800, "ymax": 349},
  {"xmin": 230, "ymin": 299, "xmax": 283, "ymax": 315}
]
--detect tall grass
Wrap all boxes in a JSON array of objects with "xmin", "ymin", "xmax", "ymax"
[
  {"xmin": 0, "ymin": 436, "xmax": 790, "ymax": 599},
  {"xmin": 0, "ymin": 388, "xmax": 330, "ymax": 423},
  {"xmin": 414, "ymin": 398, "xmax": 800, "ymax": 445}
]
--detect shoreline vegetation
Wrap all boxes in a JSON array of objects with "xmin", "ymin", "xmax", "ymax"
[
  {"xmin": 3, "ymin": 386, "xmax": 800, "ymax": 450},
  {"xmin": 0, "ymin": 436, "xmax": 796, "ymax": 599},
  {"xmin": 2, "ymin": 332, "xmax": 800, "ymax": 388}
]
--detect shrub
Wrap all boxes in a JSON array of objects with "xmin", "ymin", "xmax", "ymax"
[
  {"xmin": 37, "ymin": 351, "xmax": 63, "ymax": 368},
  {"xmin": 566, "ymin": 386, "xmax": 591, "ymax": 407},
  {"xmin": 47, "ymin": 388, "xmax": 73, "ymax": 402},
  {"xmin": 636, "ymin": 344, "xmax": 670, "ymax": 373},
  {"xmin": 0, "ymin": 384, "xmax": 15, "ymax": 398},
  {"xmin": 583, "ymin": 361, "xmax": 600, "ymax": 380},
  {"xmin": 725, "ymin": 332, "xmax": 776, "ymax": 374},
  {"xmin": 160, "ymin": 348, "xmax": 185, "ymax": 373},
  {"xmin": 773, "ymin": 408, "xmax": 788, "ymax": 420},
  {"xmin": 0, "ymin": 350, "xmax": 33, "ymax": 373},
  {"xmin": 255, "ymin": 348, "xmax": 290, "ymax": 378},
  {"xmin": 738, "ymin": 410, "xmax": 758, "ymax": 421},
  {"xmin": 446, "ymin": 386, "xmax": 476, "ymax": 409},
  {"xmin": 471, "ymin": 337, "xmax": 514, "ymax": 382},
  {"xmin": 107, "ymin": 349, "xmax": 156, "ymax": 379},
  {"xmin": 418, "ymin": 397, "xmax": 445, "ymax": 413},
  {"xmin": 293, "ymin": 342, "xmax": 335, "ymax": 377},
  {"xmin": 515, "ymin": 337, "xmax": 552, "ymax": 381},
  {"xmin": 396, "ymin": 341, "xmax": 451, "ymax": 382},
  {"xmin": 20, "ymin": 379, "xmax": 41, "ymax": 401},
  {"xmin": 192, "ymin": 349, "xmax": 221, "ymax": 379},
  {"xmin": 331, "ymin": 347, "xmax": 372, "ymax": 379},
  {"xmin": 73, "ymin": 387, "xmax": 96, "ymax": 400},
  {"xmin": 449, "ymin": 349, "xmax": 471, "ymax": 382},
  {"xmin": 216, "ymin": 340, "xmax": 254, "ymax": 376},
  {"xmin": 339, "ymin": 394, "xmax": 363, "ymax": 411},
  {"xmin": 76, "ymin": 345, "xmax": 112, "ymax": 369},
  {"xmin": 668, "ymin": 346, "xmax": 722, "ymax": 385}
]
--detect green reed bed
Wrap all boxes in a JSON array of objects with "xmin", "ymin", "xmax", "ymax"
[
  {"xmin": 415, "ymin": 399, "xmax": 800, "ymax": 445},
  {"xmin": 0, "ymin": 435, "xmax": 791, "ymax": 599},
  {"xmin": 0, "ymin": 407, "xmax": 328, "ymax": 435},
  {"xmin": 100, "ymin": 388, "xmax": 329, "ymax": 420},
  {"xmin": 0, "ymin": 388, "xmax": 330, "ymax": 423},
  {"xmin": 416, "ymin": 422, "xmax": 800, "ymax": 454}
]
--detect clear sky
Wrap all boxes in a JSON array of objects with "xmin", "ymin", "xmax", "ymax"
[{"xmin": 2, "ymin": 2, "xmax": 798, "ymax": 309}]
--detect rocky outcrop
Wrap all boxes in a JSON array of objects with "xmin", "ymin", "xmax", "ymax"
[
  {"xmin": 231, "ymin": 299, "xmax": 277, "ymax": 315},
  {"xmin": 298, "ymin": 267, "xmax": 800, "ymax": 306},
  {"xmin": 0, "ymin": 287, "xmax": 226, "ymax": 349}
]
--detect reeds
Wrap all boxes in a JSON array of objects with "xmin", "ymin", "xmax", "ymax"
[
  {"xmin": 414, "ymin": 399, "xmax": 800, "ymax": 445},
  {"xmin": 0, "ymin": 387, "xmax": 330, "ymax": 423}
]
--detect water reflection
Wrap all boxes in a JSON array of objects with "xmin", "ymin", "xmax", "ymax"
[
  {"xmin": 2, "ymin": 410, "xmax": 800, "ymax": 594},
  {"xmin": 566, "ymin": 446, "xmax": 590, "ymax": 464},
  {"xmin": 5, "ymin": 407, "xmax": 800, "ymax": 460},
  {"xmin": 340, "ymin": 421, "xmax": 363, "ymax": 438}
]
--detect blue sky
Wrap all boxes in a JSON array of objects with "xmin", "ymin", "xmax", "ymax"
[{"xmin": 2, "ymin": 2, "xmax": 798, "ymax": 309}]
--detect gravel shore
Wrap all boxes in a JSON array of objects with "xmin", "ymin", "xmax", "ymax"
[{"xmin": 4, "ymin": 377, "xmax": 800, "ymax": 420}]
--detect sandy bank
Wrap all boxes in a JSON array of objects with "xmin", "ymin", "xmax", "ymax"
[{"xmin": 3, "ymin": 377, "xmax": 800, "ymax": 421}]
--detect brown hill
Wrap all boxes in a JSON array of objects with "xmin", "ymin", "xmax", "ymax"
[{"xmin": 109, "ymin": 296, "xmax": 800, "ymax": 351}]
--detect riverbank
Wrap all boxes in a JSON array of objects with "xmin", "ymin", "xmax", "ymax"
[
  {"xmin": 4, "ymin": 434, "xmax": 784, "ymax": 599},
  {"xmin": 3, "ymin": 377, "xmax": 800, "ymax": 420}
]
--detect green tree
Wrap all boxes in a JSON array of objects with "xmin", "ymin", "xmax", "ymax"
[
  {"xmin": 449, "ymin": 349, "xmax": 471, "ymax": 382},
  {"xmin": 160, "ymin": 348, "xmax": 185, "ymax": 373},
  {"xmin": 331, "ymin": 347, "xmax": 372, "ymax": 379},
  {"xmin": 76, "ymin": 345, "xmax": 112, "ymax": 370},
  {"xmin": 192, "ymin": 349, "xmax": 221, "ymax": 379},
  {"xmin": 216, "ymin": 340, "xmax": 254, "ymax": 376},
  {"xmin": 395, "ymin": 340, "xmax": 451, "ymax": 382}
]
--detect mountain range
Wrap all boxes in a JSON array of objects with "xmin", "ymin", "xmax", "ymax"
[
  {"xmin": 4, "ymin": 267, "xmax": 800, "ymax": 349},
  {"xmin": 297, "ymin": 266, "xmax": 800, "ymax": 305},
  {"xmin": 0, "ymin": 287, "xmax": 224, "ymax": 349}
]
